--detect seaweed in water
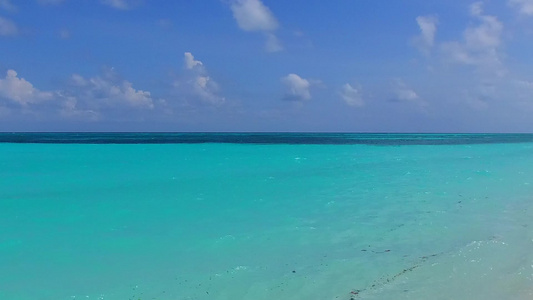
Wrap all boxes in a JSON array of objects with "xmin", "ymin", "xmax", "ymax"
[{"xmin": 346, "ymin": 252, "xmax": 442, "ymax": 299}]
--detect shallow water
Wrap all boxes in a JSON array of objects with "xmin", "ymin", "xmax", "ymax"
[{"xmin": 1, "ymin": 134, "xmax": 533, "ymax": 299}]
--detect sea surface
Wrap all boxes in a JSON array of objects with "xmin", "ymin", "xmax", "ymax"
[{"xmin": 1, "ymin": 133, "xmax": 533, "ymax": 300}]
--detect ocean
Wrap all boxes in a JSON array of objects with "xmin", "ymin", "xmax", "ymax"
[{"xmin": 1, "ymin": 133, "xmax": 533, "ymax": 300}]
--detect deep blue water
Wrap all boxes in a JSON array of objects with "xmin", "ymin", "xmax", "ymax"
[{"xmin": 2, "ymin": 132, "xmax": 533, "ymax": 145}]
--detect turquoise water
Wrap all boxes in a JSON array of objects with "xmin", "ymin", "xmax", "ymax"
[{"xmin": 1, "ymin": 134, "xmax": 533, "ymax": 299}]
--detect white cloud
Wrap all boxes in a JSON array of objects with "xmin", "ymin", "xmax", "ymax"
[
  {"xmin": 509, "ymin": 0, "xmax": 533, "ymax": 15},
  {"xmin": 281, "ymin": 73, "xmax": 312, "ymax": 101},
  {"xmin": 179, "ymin": 52, "xmax": 225, "ymax": 105},
  {"xmin": 56, "ymin": 91, "xmax": 99, "ymax": 120},
  {"xmin": 340, "ymin": 83, "xmax": 364, "ymax": 107},
  {"xmin": 230, "ymin": 0, "xmax": 278, "ymax": 31},
  {"xmin": 265, "ymin": 33, "xmax": 283, "ymax": 52},
  {"xmin": 470, "ymin": 1, "xmax": 484, "ymax": 16},
  {"xmin": 100, "ymin": 0, "xmax": 139, "ymax": 10},
  {"xmin": 441, "ymin": 2, "xmax": 503, "ymax": 70},
  {"xmin": 0, "ymin": 70, "xmax": 53, "ymax": 105},
  {"xmin": 464, "ymin": 16, "xmax": 501, "ymax": 49},
  {"xmin": 72, "ymin": 70, "xmax": 156, "ymax": 115},
  {"xmin": 229, "ymin": 0, "xmax": 283, "ymax": 52},
  {"xmin": 0, "ymin": 0, "xmax": 16, "ymax": 12},
  {"xmin": 0, "ymin": 68, "xmax": 157, "ymax": 120},
  {"xmin": 70, "ymin": 74, "xmax": 87, "ymax": 86},
  {"xmin": 0, "ymin": 16, "xmax": 18, "ymax": 36},
  {"xmin": 396, "ymin": 87, "xmax": 419, "ymax": 102},
  {"xmin": 184, "ymin": 52, "xmax": 203, "ymax": 70},
  {"xmin": 393, "ymin": 79, "xmax": 427, "ymax": 107},
  {"xmin": 413, "ymin": 15, "xmax": 438, "ymax": 54},
  {"xmin": 70, "ymin": 70, "xmax": 154, "ymax": 109}
]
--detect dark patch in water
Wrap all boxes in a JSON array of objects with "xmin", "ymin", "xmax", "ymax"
[
  {"xmin": 347, "ymin": 251, "xmax": 443, "ymax": 299},
  {"xmin": 2, "ymin": 133, "xmax": 533, "ymax": 145}
]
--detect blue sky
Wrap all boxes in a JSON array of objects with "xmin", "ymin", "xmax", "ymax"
[{"xmin": 1, "ymin": 0, "xmax": 533, "ymax": 132}]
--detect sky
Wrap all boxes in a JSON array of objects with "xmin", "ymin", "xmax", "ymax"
[{"xmin": 1, "ymin": 0, "xmax": 533, "ymax": 132}]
